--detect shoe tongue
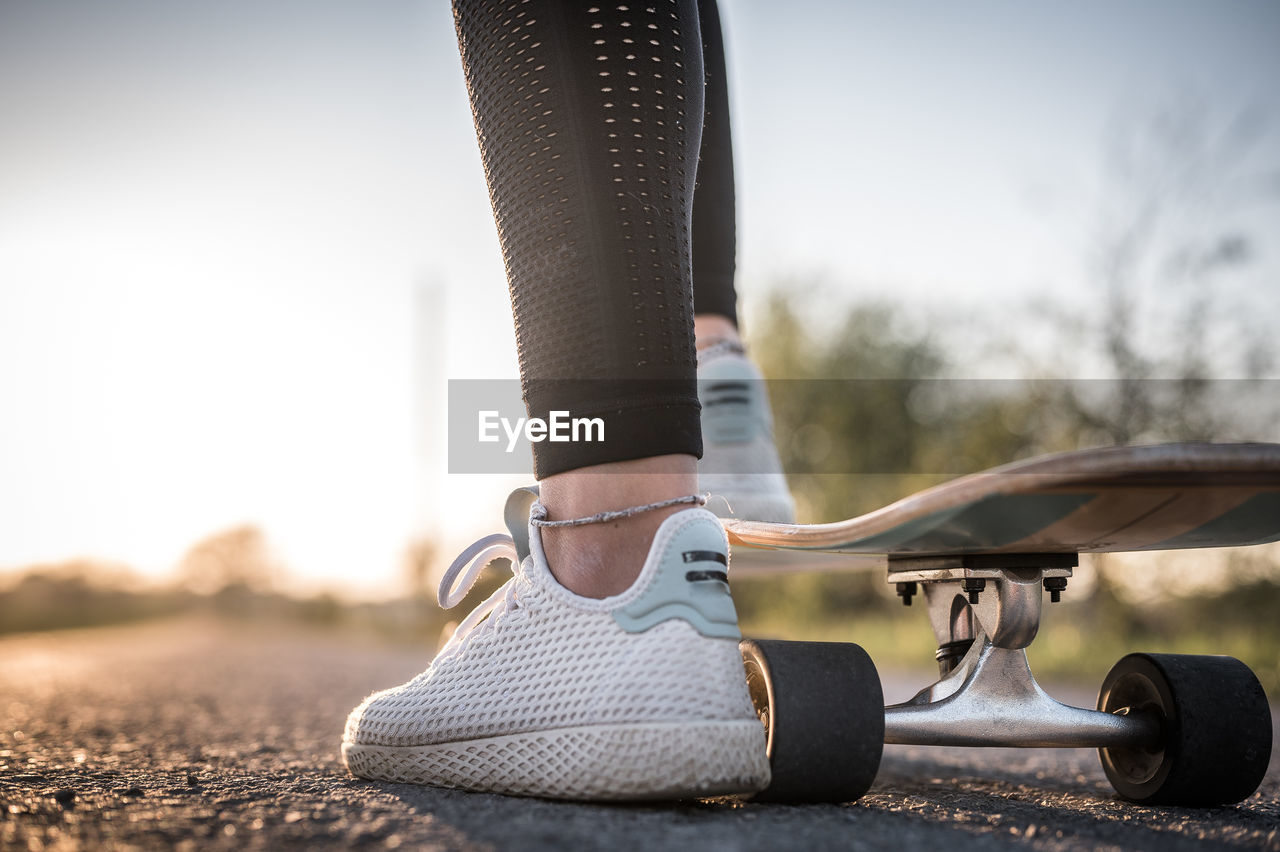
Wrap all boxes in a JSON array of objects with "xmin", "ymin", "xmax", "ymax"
[{"xmin": 503, "ymin": 485, "xmax": 541, "ymax": 563}]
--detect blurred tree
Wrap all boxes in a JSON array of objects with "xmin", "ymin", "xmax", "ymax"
[
  {"xmin": 177, "ymin": 524, "xmax": 282, "ymax": 595},
  {"xmin": 1056, "ymin": 97, "xmax": 1280, "ymax": 443},
  {"xmin": 753, "ymin": 294, "xmax": 1040, "ymax": 523}
]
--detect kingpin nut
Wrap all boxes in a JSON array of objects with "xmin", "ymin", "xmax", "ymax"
[
  {"xmin": 1044, "ymin": 577, "xmax": 1068, "ymax": 603},
  {"xmin": 962, "ymin": 578, "xmax": 986, "ymax": 604}
]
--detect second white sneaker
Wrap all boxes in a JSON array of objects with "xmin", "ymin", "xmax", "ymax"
[{"xmin": 698, "ymin": 342, "xmax": 796, "ymax": 523}]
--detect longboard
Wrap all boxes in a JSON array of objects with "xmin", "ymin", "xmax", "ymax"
[
  {"xmin": 725, "ymin": 442, "xmax": 1280, "ymax": 560},
  {"xmin": 727, "ymin": 443, "xmax": 1278, "ymax": 806}
]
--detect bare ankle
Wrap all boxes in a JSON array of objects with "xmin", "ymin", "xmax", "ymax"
[
  {"xmin": 539, "ymin": 455, "xmax": 699, "ymax": 598},
  {"xmin": 694, "ymin": 314, "xmax": 740, "ymax": 351}
]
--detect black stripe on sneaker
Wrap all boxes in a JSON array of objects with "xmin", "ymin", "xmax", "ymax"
[
  {"xmin": 685, "ymin": 570, "xmax": 729, "ymax": 583},
  {"xmin": 682, "ymin": 550, "xmax": 728, "ymax": 565}
]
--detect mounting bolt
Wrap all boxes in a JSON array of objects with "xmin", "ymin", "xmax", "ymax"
[
  {"xmin": 962, "ymin": 578, "xmax": 986, "ymax": 604},
  {"xmin": 895, "ymin": 581, "xmax": 918, "ymax": 606},
  {"xmin": 1044, "ymin": 577, "xmax": 1068, "ymax": 603}
]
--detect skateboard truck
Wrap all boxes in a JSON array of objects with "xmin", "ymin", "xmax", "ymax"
[{"xmin": 882, "ymin": 554, "xmax": 1162, "ymax": 749}]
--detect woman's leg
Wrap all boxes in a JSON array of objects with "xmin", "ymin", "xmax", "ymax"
[
  {"xmin": 454, "ymin": 0, "xmax": 708, "ymax": 595},
  {"xmin": 343, "ymin": 0, "xmax": 768, "ymax": 801}
]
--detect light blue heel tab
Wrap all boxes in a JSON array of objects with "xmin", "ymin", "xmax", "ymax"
[
  {"xmin": 503, "ymin": 485, "xmax": 541, "ymax": 563},
  {"xmin": 612, "ymin": 512, "xmax": 742, "ymax": 639}
]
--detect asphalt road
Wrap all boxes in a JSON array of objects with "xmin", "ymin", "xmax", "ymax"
[{"xmin": 1, "ymin": 619, "xmax": 1276, "ymax": 851}]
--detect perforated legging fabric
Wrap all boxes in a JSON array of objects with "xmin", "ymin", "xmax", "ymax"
[
  {"xmin": 691, "ymin": 0, "xmax": 737, "ymax": 326},
  {"xmin": 453, "ymin": 0, "xmax": 739, "ymax": 477}
]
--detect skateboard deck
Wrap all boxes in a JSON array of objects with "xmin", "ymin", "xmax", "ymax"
[{"xmin": 725, "ymin": 442, "xmax": 1280, "ymax": 562}]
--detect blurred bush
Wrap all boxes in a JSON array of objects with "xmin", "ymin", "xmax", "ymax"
[{"xmin": 0, "ymin": 561, "xmax": 192, "ymax": 634}]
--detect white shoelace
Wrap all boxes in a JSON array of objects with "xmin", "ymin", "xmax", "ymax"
[{"xmin": 435, "ymin": 533, "xmax": 520, "ymax": 656}]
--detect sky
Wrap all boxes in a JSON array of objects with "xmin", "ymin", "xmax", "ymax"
[{"xmin": 2, "ymin": 0, "xmax": 1278, "ymax": 596}]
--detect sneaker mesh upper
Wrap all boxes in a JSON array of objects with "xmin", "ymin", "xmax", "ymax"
[{"xmin": 344, "ymin": 509, "xmax": 756, "ymax": 748}]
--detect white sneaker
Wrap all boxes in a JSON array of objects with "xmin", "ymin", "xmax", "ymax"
[
  {"xmin": 341, "ymin": 489, "xmax": 770, "ymax": 800},
  {"xmin": 698, "ymin": 342, "xmax": 796, "ymax": 523}
]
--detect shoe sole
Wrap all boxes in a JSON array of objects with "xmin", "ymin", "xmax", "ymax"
[{"xmin": 342, "ymin": 718, "xmax": 769, "ymax": 801}]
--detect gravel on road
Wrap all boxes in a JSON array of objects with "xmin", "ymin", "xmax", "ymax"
[{"xmin": 1, "ymin": 618, "xmax": 1276, "ymax": 851}]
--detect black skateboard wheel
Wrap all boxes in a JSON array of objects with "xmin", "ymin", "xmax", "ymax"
[
  {"xmin": 1097, "ymin": 653, "xmax": 1272, "ymax": 806},
  {"xmin": 740, "ymin": 639, "xmax": 884, "ymax": 803}
]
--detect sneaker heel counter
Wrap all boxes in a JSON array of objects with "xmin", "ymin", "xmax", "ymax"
[{"xmin": 612, "ymin": 515, "xmax": 741, "ymax": 639}]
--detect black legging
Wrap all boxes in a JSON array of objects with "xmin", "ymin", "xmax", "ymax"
[{"xmin": 453, "ymin": 0, "xmax": 738, "ymax": 477}]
